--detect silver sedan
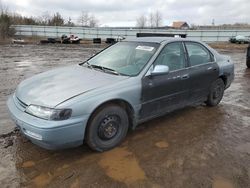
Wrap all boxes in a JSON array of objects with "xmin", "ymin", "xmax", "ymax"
[{"xmin": 7, "ymin": 37, "xmax": 234, "ymax": 151}]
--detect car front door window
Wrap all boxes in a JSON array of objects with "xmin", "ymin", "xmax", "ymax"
[{"xmin": 154, "ymin": 42, "xmax": 186, "ymax": 72}]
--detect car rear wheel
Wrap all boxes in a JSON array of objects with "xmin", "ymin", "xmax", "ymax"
[
  {"xmin": 206, "ymin": 78, "xmax": 225, "ymax": 106},
  {"xmin": 86, "ymin": 104, "xmax": 129, "ymax": 152}
]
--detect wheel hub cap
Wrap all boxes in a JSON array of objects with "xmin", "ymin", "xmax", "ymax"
[{"xmin": 98, "ymin": 115, "xmax": 119, "ymax": 140}]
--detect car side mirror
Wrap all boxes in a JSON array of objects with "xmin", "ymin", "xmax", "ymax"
[{"xmin": 150, "ymin": 65, "xmax": 169, "ymax": 76}]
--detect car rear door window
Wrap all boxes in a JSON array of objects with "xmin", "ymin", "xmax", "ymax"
[
  {"xmin": 185, "ymin": 42, "xmax": 213, "ymax": 66},
  {"xmin": 154, "ymin": 42, "xmax": 186, "ymax": 72}
]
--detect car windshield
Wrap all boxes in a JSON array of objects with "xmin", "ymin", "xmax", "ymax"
[{"xmin": 85, "ymin": 41, "xmax": 159, "ymax": 76}]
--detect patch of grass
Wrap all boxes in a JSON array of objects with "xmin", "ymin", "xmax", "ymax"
[{"xmin": 209, "ymin": 42, "xmax": 248, "ymax": 51}]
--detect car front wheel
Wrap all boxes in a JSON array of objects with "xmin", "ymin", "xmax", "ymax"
[
  {"xmin": 86, "ymin": 104, "xmax": 129, "ymax": 152},
  {"xmin": 206, "ymin": 78, "xmax": 225, "ymax": 106}
]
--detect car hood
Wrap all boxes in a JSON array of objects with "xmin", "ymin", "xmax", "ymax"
[{"xmin": 16, "ymin": 65, "xmax": 128, "ymax": 107}]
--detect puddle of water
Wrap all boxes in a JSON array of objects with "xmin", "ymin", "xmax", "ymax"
[
  {"xmin": 213, "ymin": 177, "xmax": 234, "ymax": 188},
  {"xmin": 236, "ymin": 142, "xmax": 250, "ymax": 154},
  {"xmin": 15, "ymin": 60, "xmax": 33, "ymax": 67},
  {"xmin": 241, "ymin": 116, "xmax": 250, "ymax": 127},
  {"xmin": 155, "ymin": 141, "xmax": 169, "ymax": 148},
  {"xmin": 56, "ymin": 164, "xmax": 70, "ymax": 172},
  {"xmin": 98, "ymin": 147, "xmax": 146, "ymax": 185},
  {"xmin": 70, "ymin": 178, "xmax": 80, "ymax": 188},
  {"xmin": 32, "ymin": 172, "xmax": 52, "ymax": 187},
  {"xmin": 22, "ymin": 160, "xmax": 35, "ymax": 168}
]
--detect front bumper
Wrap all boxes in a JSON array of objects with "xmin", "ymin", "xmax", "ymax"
[{"xmin": 7, "ymin": 95, "xmax": 89, "ymax": 150}]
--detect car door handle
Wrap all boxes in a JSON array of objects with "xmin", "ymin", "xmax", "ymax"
[
  {"xmin": 207, "ymin": 67, "xmax": 217, "ymax": 71},
  {"xmin": 181, "ymin": 74, "xmax": 189, "ymax": 80}
]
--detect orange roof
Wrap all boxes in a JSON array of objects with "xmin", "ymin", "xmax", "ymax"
[{"xmin": 172, "ymin": 21, "xmax": 188, "ymax": 28}]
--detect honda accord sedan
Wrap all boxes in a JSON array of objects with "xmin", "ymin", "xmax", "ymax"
[{"xmin": 7, "ymin": 37, "xmax": 234, "ymax": 151}]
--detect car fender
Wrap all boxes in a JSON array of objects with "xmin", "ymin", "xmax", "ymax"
[
  {"xmin": 216, "ymin": 55, "xmax": 234, "ymax": 88},
  {"xmin": 56, "ymin": 77, "xmax": 142, "ymax": 125}
]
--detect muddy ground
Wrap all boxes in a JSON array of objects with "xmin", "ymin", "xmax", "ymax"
[{"xmin": 0, "ymin": 43, "xmax": 249, "ymax": 188}]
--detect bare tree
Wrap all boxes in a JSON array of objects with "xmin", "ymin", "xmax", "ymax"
[
  {"xmin": 48, "ymin": 12, "xmax": 64, "ymax": 26},
  {"xmin": 78, "ymin": 11, "xmax": 89, "ymax": 26},
  {"xmin": 66, "ymin": 17, "xmax": 74, "ymax": 27},
  {"xmin": 136, "ymin": 15, "xmax": 147, "ymax": 28},
  {"xmin": 0, "ymin": 2, "xmax": 15, "ymax": 39},
  {"xmin": 78, "ymin": 11, "xmax": 98, "ymax": 27},
  {"xmin": 0, "ymin": 0, "xmax": 8, "ymax": 14},
  {"xmin": 39, "ymin": 11, "xmax": 51, "ymax": 25},
  {"xmin": 138, "ymin": 11, "xmax": 162, "ymax": 28},
  {"xmin": 148, "ymin": 12, "xmax": 154, "ymax": 28},
  {"xmin": 89, "ymin": 15, "xmax": 98, "ymax": 27},
  {"xmin": 154, "ymin": 10, "xmax": 162, "ymax": 28}
]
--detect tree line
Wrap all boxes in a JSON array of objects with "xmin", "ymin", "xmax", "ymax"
[
  {"xmin": 2, "ymin": 11, "xmax": 98, "ymax": 27},
  {"xmin": 0, "ymin": 8, "xmax": 15, "ymax": 39},
  {"xmin": 136, "ymin": 11, "xmax": 163, "ymax": 28},
  {"xmin": 33, "ymin": 11, "xmax": 99, "ymax": 27},
  {"xmin": 0, "ymin": 4, "xmax": 99, "ymax": 39},
  {"xmin": 1, "ymin": 8, "xmax": 161, "ymax": 39}
]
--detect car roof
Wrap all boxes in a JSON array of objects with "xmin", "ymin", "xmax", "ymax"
[
  {"xmin": 123, "ymin": 37, "xmax": 220, "ymax": 57},
  {"xmin": 124, "ymin": 37, "xmax": 189, "ymax": 44}
]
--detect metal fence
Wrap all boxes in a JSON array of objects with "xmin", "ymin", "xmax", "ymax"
[{"xmin": 13, "ymin": 25, "xmax": 250, "ymax": 42}]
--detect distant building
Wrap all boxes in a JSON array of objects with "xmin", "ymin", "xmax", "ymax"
[{"xmin": 172, "ymin": 21, "xmax": 190, "ymax": 29}]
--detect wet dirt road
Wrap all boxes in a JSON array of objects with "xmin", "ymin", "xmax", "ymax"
[{"xmin": 0, "ymin": 44, "xmax": 249, "ymax": 188}]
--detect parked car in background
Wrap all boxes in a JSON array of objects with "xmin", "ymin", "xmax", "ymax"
[
  {"xmin": 12, "ymin": 38, "xmax": 26, "ymax": 44},
  {"xmin": 229, "ymin": 35, "xmax": 250, "ymax": 44},
  {"xmin": 61, "ymin": 34, "xmax": 81, "ymax": 44},
  {"xmin": 7, "ymin": 37, "xmax": 234, "ymax": 151},
  {"xmin": 229, "ymin": 36, "xmax": 236, "ymax": 43}
]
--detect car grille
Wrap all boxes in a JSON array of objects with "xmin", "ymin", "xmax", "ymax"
[{"xmin": 13, "ymin": 94, "xmax": 28, "ymax": 111}]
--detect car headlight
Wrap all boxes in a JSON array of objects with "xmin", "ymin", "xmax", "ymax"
[{"xmin": 25, "ymin": 105, "xmax": 72, "ymax": 121}]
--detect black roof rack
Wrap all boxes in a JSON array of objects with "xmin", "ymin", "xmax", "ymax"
[{"xmin": 136, "ymin": 33, "xmax": 187, "ymax": 38}]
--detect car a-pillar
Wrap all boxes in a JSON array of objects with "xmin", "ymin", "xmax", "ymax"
[{"xmin": 247, "ymin": 44, "xmax": 250, "ymax": 68}]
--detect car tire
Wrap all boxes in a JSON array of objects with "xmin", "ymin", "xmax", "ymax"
[
  {"xmin": 86, "ymin": 104, "xmax": 129, "ymax": 152},
  {"xmin": 206, "ymin": 78, "xmax": 225, "ymax": 107}
]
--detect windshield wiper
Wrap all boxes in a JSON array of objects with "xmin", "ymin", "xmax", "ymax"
[
  {"xmin": 83, "ymin": 61, "xmax": 93, "ymax": 69},
  {"xmin": 82, "ymin": 63, "xmax": 126, "ymax": 76},
  {"xmin": 102, "ymin": 67, "xmax": 121, "ymax": 75},
  {"xmin": 91, "ymin": 65, "xmax": 121, "ymax": 75}
]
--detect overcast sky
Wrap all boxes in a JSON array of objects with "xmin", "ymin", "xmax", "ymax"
[{"xmin": 1, "ymin": 0, "xmax": 250, "ymax": 27}]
